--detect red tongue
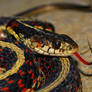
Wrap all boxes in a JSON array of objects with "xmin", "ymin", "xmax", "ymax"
[{"xmin": 74, "ymin": 52, "xmax": 92, "ymax": 65}]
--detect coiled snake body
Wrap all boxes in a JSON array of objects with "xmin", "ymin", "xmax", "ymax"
[{"xmin": 0, "ymin": 17, "xmax": 82, "ymax": 92}]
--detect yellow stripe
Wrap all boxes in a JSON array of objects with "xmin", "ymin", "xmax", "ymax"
[
  {"xmin": 17, "ymin": 19, "xmax": 44, "ymax": 32},
  {"xmin": 0, "ymin": 41, "xmax": 25, "ymax": 80},
  {"xmin": 7, "ymin": 27, "xmax": 20, "ymax": 41},
  {"xmin": 34, "ymin": 25, "xmax": 43, "ymax": 30},
  {"xmin": 46, "ymin": 28, "xmax": 52, "ymax": 32},
  {"xmin": 36, "ymin": 58, "xmax": 70, "ymax": 92}
]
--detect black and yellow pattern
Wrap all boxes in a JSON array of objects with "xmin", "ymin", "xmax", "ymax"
[{"xmin": 0, "ymin": 17, "xmax": 82, "ymax": 92}]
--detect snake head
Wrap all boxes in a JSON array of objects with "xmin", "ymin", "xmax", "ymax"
[
  {"xmin": 51, "ymin": 34, "xmax": 78, "ymax": 56},
  {"xmin": 29, "ymin": 33, "xmax": 78, "ymax": 56}
]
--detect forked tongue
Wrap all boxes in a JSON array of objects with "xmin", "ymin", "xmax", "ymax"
[{"xmin": 74, "ymin": 52, "xmax": 92, "ymax": 65}]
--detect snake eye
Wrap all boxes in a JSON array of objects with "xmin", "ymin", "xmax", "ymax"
[{"xmin": 52, "ymin": 40, "xmax": 61, "ymax": 49}]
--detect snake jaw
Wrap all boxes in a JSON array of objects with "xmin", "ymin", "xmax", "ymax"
[
  {"xmin": 24, "ymin": 37, "xmax": 78, "ymax": 56},
  {"xmin": 32, "ymin": 44, "xmax": 78, "ymax": 56}
]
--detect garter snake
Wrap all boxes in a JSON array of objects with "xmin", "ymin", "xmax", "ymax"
[
  {"xmin": 0, "ymin": 17, "xmax": 82, "ymax": 92},
  {"xmin": 0, "ymin": 3, "xmax": 89, "ymax": 92}
]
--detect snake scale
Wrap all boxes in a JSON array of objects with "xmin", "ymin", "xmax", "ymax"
[{"xmin": 0, "ymin": 17, "xmax": 82, "ymax": 92}]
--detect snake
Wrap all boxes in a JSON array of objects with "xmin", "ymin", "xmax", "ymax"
[
  {"xmin": 0, "ymin": 17, "xmax": 83, "ymax": 92},
  {"xmin": 1, "ymin": 3, "xmax": 92, "ymax": 92}
]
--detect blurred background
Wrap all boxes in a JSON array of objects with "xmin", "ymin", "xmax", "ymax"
[
  {"xmin": 0, "ymin": 0, "xmax": 92, "ymax": 92},
  {"xmin": 0, "ymin": 0, "xmax": 90, "ymax": 16}
]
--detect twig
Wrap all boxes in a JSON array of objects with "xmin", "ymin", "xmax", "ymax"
[{"xmin": 87, "ymin": 36, "xmax": 92, "ymax": 53}]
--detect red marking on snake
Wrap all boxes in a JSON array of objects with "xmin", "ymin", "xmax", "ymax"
[
  {"xmin": 45, "ymin": 23, "xmax": 49, "ymax": 26},
  {"xmin": 19, "ymin": 70, "xmax": 22, "ymax": 73},
  {"xmin": 43, "ymin": 62, "xmax": 46, "ymax": 65},
  {"xmin": 46, "ymin": 27, "xmax": 52, "ymax": 30},
  {"xmin": 41, "ymin": 66, "xmax": 44, "ymax": 70},
  {"xmin": 0, "ymin": 49, "xmax": 3, "ymax": 52},
  {"xmin": 31, "ymin": 73, "xmax": 35, "ymax": 78},
  {"xmin": 29, "ymin": 61, "xmax": 33, "ymax": 66},
  {"xmin": 74, "ymin": 84, "xmax": 78, "ymax": 92},
  {"xmin": 33, "ymin": 59, "xmax": 37, "ymax": 64},
  {"xmin": 5, "ymin": 78, "xmax": 9, "ymax": 81},
  {"xmin": 5, "ymin": 62, "xmax": 8, "ymax": 66},
  {"xmin": 33, "ymin": 78, "xmax": 36, "ymax": 84},
  {"xmin": 38, "ymin": 58, "xmax": 41, "ymax": 63},
  {"xmin": 17, "ymin": 79, "xmax": 22, "ymax": 84},
  {"xmin": 47, "ymin": 66, "xmax": 50, "ymax": 69},
  {"xmin": 8, "ymin": 80, "xmax": 14, "ymax": 84},
  {"xmin": 44, "ymin": 70, "xmax": 47, "ymax": 72},
  {"xmin": 20, "ymin": 71, "xmax": 25, "ymax": 76},
  {"xmin": 11, "ymin": 21, "xmax": 19, "ymax": 28},
  {"xmin": 29, "ymin": 88, "xmax": 34, "ymax": 92},
  {"xmin": 28, "ymin": 69, "xmax": 33, "ymax": 74},
  {"xmin": 21, "ymin": 88, "xmax": 27, "ymax": 92},
  {"xmin": 37, "ymin": 42, "xmax": 41, "ymax": 47},
  {"xmin": 53, "ymin": 70, "xmax": 55, "ymax": 72},
  {"xmin": 69, "ymin": 84, "xmax": 72, "ymax": 87},
  {"xmin": 18, "ymin": 84, "xmax": 25, "ymax": 88},
  {"xmin": 74, "ymin": 52, "xmax": 92, "ymax": 65},
  {"xmin": 25, "ymin": 49, "xmax": 28, "ymax": 53},
  {"xmin": 26, "ymin": 60, "xmax": 29, "ymax": 64},
  {"xmin": 0, "ymin": 87, "xmax": 9, "ymax": 91},
  {"xmin": 0, "ymin": 57, "xmax": 4, "ymax": 60}
]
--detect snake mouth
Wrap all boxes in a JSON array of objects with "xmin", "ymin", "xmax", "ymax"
[
  {"xmin": 54, "ymin": 48, "xmax": 78, "ymax": 56},
  {"xmin": 32, "ymin": 40, "xmax": 79, "ymax": 56},
  {"xmin": 33, "ymin": 45, "xmax": 78, "ymax": 56},
  {"xmin": 54, "ymin": 43, "xmax": 78, "ymax": 56}
]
